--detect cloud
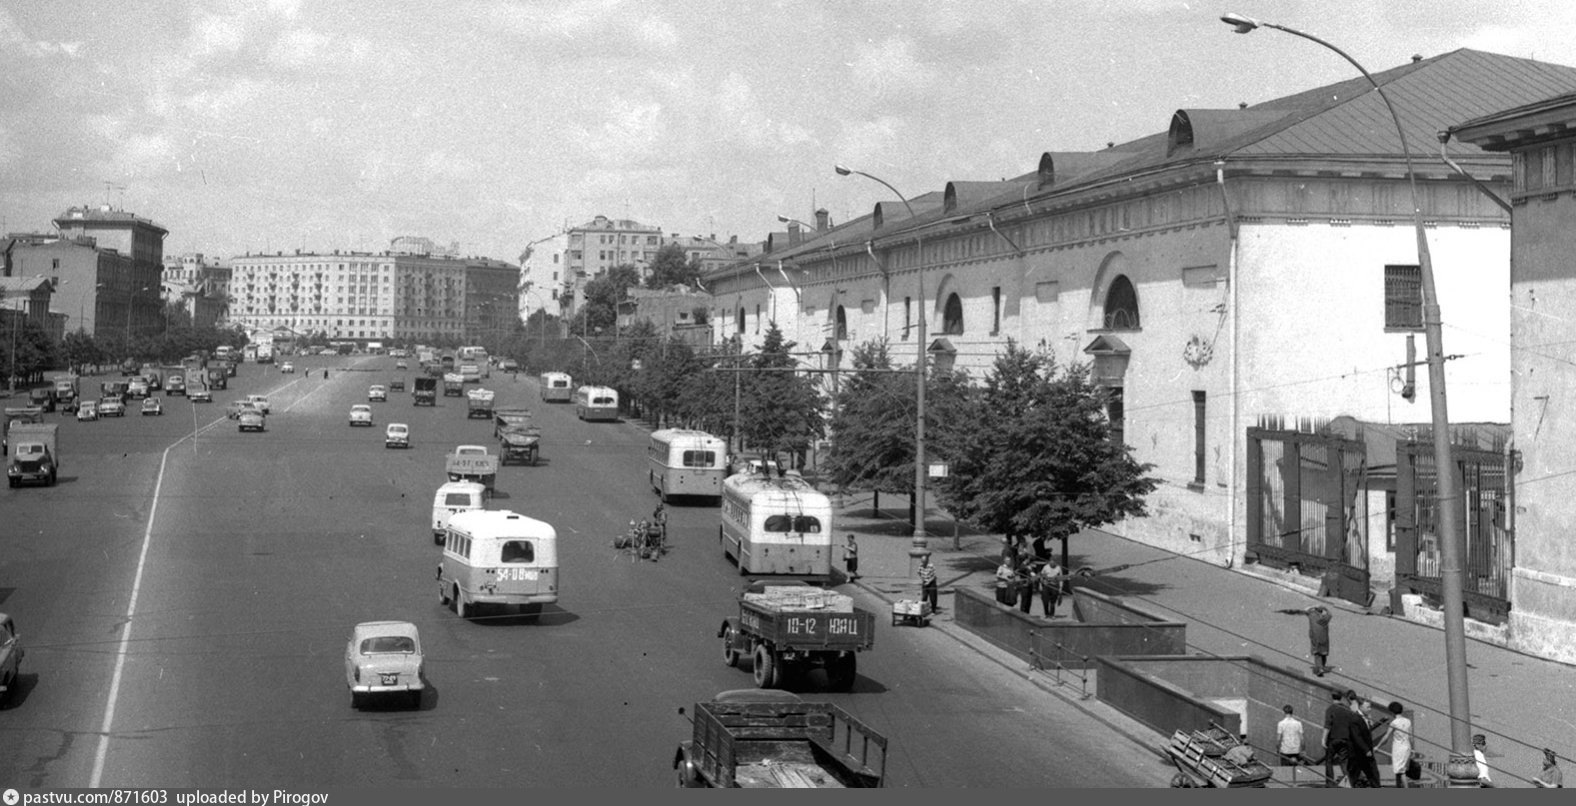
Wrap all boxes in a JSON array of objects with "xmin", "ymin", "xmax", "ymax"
[
  {"xmin": 583, "ymin": 101, "xmax": 666, "ymax": 161},
  {"xmin": 711, "ymin": 72, "xmax": 816, "ymax": 151},
  {"xmin": 0, "ymin": 123, "xmax": 18, "ymax": 169},
  {"xmin": 834, "ymin": 116, "xmax": 911, "ymax": 167},
  {"xmin": 479, "ymin": 0, "xmax": 677, "ymax": 57},
  {"xmin": 266, "ymin": 27, "xmax": 374, "ymax": 71},
  {"xmin": 0, "ymin": 6, "xmax": 82, "ymax": 59},
  {"xmin": 848, "ymin": 36, "xmax": 937, "ymax": 100}
]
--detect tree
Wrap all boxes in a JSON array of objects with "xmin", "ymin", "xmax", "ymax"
[
  {"xmin": 737, "ymin": 323, "xmax": 824, "ymax": 468},
  {"xmin": 645, "ymin": 243, "xmax": 703, "ymax": 290},
  {"xmin": 570, "ymin": 264, "xmax": 640, "ymax": 336},
  {"xmin": 934, "ymin": 341, "xmax": 1159, "ymax": 568},
  {"xmin": 61, "ymin": 330, "xmax": 102, "ymax": 374},
  {"xmin": 2, "ymin": 321, "xmax": 61, "ymax": 386}
]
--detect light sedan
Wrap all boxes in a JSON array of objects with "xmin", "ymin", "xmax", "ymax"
[
  {"xmin": 348, "ymin": 404, "xmax": 373, "ymax": 427},
  {"xmin": 280, "ymin": 362, "xmax": 295, "ymax": 373},
  {"xmin": 344, "ymin": 621, "xmax": 424, "ymax": 709},
  {"xmin": 98, "ymin": 398, "xmax": 126, "ymax": 417},
  {"xmin": 385, "ymin": 423, "xmax": 410, "ymax": 449},
  {"xmin": 140, "ymin": 397, "xmax": 163, "ymax": 416},
  {"xmin": 368, "ymin": 385, "xmax": 388, "ymax": 402},
  {"xmin": 237, "ymin": 410, "xmax": 266, "ymax": 432}
]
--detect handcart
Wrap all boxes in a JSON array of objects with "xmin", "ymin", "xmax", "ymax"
[
  {"xmin": 891, "ymin": 599, "xmax": 931, "ymax": 628},
  {"xmin": 1164, "ymin": 725, "xmax": 1273, "ymax": 788}
]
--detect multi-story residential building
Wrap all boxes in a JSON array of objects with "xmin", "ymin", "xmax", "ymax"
[
  {"xmin": 562, "ymin": 215, "xmax": 662, "ymax": 318},
  {"xmin": 227, "ymin": 247, "xmax": 518, "ymax": 345},
  {"xmin": 663, "ymin": 233, "xmax": 762, "ymax": 277},
  {"xmin": 3, "ymin": 205, "xmax": 165, "ymax": 339},
  {"xmin": 161, "ymin": 252, "xmax": 228, "ymax": 329},
  {"xmin": 518, "ymin": 233, "xmax": 567, "ymax": 324},
  {"xmin": 706, "ymin": 49, "xmax": 1576, "ymax": 660}
]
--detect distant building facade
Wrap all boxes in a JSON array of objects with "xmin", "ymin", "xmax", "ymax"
[
  {"xmin": 3, "ymin": 205, "xmax": 166, "ymax": 340},
  {"xmin": 562, "ymin": 215, "xmax": 662, "ymax": 319}
]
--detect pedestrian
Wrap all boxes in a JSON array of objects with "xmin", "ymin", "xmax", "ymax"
[
  {"xmin": 1376, "ymin": 701, "xmax": 1412, "ymax": 788},
  {"xmin": 843, "ymin": 534, "xmax": 860, "ymax": 581},
  {"xmin": 1473, "ymin": 734, "xmax": 1495, "ymax": 787},
  {"xmin": 1038, "ymin": 557, "xmax": 1064, "ymax": 618},
  {"xmin": 918, "ymin": 552, "xmax": 938, "ymax": 613},
  {"xmin": 995, "ymin": 554, "xmax": 1019, "ymax": 605},
  {"xmin": 1535, "ymin": 748, "xmax": 1564, "ymax": 788},
  {"xmin": 1276, "ymin": 704, "xmax": 1305, "ymax": 767},
  {"xmin": 1016, "ymin": 561, "xmax": 1035, "ymax": 614},
  {"xmin": 1031, "ymin": 535, "xmax": 1051, "ymax": 562},
  {"xmin": 1276, "ymin": 604, "xmax": 1332, "ymax": 676},
  {"xmin": 1344, "ymin": 690, "xmax": 1383, "ymax": 788},
  {"xmin": 1323, "ymin": 689, "xmax": 1353, "ymax": 787}
]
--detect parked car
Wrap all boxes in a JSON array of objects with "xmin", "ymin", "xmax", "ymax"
[
  {"xmin": 140, "ymin": 397, "xmax": 163, "ymax": 416},
  {"xmin": 349, "ymin": 404, "xmax": 373, "ymax": 426},
  {"xmin": 237, "ymin": 409, "xmax": 266, "ymax": 432},
  {"xmin": 188, "ymin": 386, "xmax": 212, "ymax": 403},
  {"xmin": 98, "ymin": 397, "xmax": 126, "ymax": 417},
  {"xmin": 0, "ymin": 613, "xmax": 22, "ymax": 706},
  {"xmin": 368, "ymin": 385, "xmax": 388, "ymax": 402},
  {"xmin": 246, "ymin": 394, "xmax": 271, "ymax": 414},
  {"xmin": 76, "ymin": 401, "xmax": 98, "ymax": 421},
  {"xmin": 345, "ymin": 621, "xmax": 424, "ymax": 709},
  {"xmin": 280, "ymin": 362, "xmax": 295, "ymax": 373},
  {"xmin": 385, "ymin": 423, "xmax": 410, "ymax": 449}
]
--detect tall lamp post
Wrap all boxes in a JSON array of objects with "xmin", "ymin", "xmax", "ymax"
[
  {"xmin": 1220, "ymin": 12, "xmax": 1475, "ymax": 784},
  {"xmin": 836, "ymin": 164, "xmax": 930, "ymax": 561}
]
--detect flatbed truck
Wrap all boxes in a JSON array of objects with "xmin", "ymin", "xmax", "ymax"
[{"xmin": 674, "ymin": 692, "xmax": 887, "ymax": 788}]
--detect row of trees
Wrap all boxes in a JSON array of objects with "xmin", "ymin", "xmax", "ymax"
[
  {"xmin": 487, "ymin": 316, "xmax": 1159, "ymax": 555},
  {"xmin": 2, "ymin": 302, "xmax": 251, "ymax": 386}
]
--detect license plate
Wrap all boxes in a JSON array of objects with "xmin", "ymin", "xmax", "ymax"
[
  {"xmin": 496, "ymin": 567, "xmax": 538, "ymax": 582},
  {"xmin": 379, "ymin": 673, "xmax": 399, "ymax": 685}
]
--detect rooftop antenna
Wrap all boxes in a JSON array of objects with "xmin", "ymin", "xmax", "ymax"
[{"xmin": 102, "ymin": 180, "xmax": 126, "ymax": 210}]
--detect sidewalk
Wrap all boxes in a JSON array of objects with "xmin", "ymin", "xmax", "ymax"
[{"xmin": 829, "ymin": 490, "xmax": 1575, "ymax": 788}]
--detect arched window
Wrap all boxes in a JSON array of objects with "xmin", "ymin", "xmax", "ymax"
[
  {"xmin": 835, "ymin": 305, "xmax": 848, "ymax": 340},
  {"xmin": 736, "ymin": 306, "xmax": 745, "ymax": 334},
  {"xmin": 1103, "ymin": 275, "xmax": 1140, "ymax": 330},
  {"xmin": 942, "ymin": 293, "xmax": 964, "ymax": 335}
]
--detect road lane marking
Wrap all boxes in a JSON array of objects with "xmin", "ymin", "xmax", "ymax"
[{"xmin": 90, "ymin": 372, "xmax": 307, "ymax": 785}]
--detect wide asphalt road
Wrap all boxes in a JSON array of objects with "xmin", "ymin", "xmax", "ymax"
[{"xmin": 0, "ymin": 355, "xmax": 1171, "ymax": 788}]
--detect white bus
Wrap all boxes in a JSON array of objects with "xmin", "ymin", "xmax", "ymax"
[
  {"xmin": 719, "ymin": 472, "xmax": 833, "ymax": 577},
  {"xmin": 648, "ymin": 429, "xmax": 728, "ymax": 503},
  {"xmin": 574, "ymin": 385, "xmax": 618, "ymax": 421},
  {"xmin": 457, "ymin": 346, "xmax": 489, "ymax": 378},
  {"xmin": 540, "ymin": 372, "xmax": 574, "ymax": 403},
  {"xmin": 437, "ymin": 510, "xmax": 558, "ymax": 619}
]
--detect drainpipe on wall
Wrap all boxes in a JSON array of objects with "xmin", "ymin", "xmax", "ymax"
[
  {"xmin": 866, "ymin": 240, "xmax": 888, "ymax": 340},
  {"xmin": 1217, "ymin": 159, "xmax": 1240, "ymax": 570}
]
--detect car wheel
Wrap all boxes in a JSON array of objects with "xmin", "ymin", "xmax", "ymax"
[
  {"xmin": 721, "ymin": 625, "xmax": 740, "ymax": 668},
  {"xmin": 752, "ymin": 644, "xmax": 778, "ymax": 689},
  {"xmin": 454, "ymin": 587, "xmax": 470, "ymax": 619}
]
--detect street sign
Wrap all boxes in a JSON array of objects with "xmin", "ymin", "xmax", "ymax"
[{"xmin": 928, "ymin": 463, "xmax": 949, "ymax": 478}]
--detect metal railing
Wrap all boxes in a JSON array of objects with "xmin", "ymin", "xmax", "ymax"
[{"xmin": 1026, "ymin": 630, "xmax": 1092, "ymax": 699}]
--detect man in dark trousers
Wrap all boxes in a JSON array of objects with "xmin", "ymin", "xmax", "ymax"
[
  {"xmin": 1278, "ymin": 605, "xmax": 1332, "ymax": 676},
  {"xmin": 1343, "ymin": 691, "xmax": 1384, "ymax": 787},
  {"xmin": 842, "ymin": 534, "xmax": 860, "ymax": 581},
  {"xmin": 1323, "ymin": 689, "xmax": 1354, "ymax": 787},
  {"xmin": 918, "ymin": 553, "xmax": 938, "ymax": 613}
]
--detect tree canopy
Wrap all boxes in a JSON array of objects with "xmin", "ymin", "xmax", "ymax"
[{"xmin": 644, "ymin": 243, "xmax": 703, "ymax": 291}]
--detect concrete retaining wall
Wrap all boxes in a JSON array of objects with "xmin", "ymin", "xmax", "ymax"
[{"xmin": 953, "ymin": 587, "xmax": 1187, "ymax": 668}]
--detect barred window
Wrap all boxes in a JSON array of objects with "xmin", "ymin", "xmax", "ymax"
[{"xmin": 1385, "ymin": 265, "xmax": 1423, "ymax": 330}]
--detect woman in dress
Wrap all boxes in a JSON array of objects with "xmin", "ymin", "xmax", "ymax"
[{"xmin": 1377, "ymin": 701, "xmax": 1413, "ymax": 788}]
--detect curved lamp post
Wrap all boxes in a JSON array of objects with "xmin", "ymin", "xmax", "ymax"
[
  {"xmin": 1221, "ymin": 12, "xmax": 1475, "ymax": 784},
  {"xmin": 836, "ymin": 164, "xmax": 930, "ymax": 560}
]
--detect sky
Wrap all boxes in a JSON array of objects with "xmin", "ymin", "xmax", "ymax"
[{"xmin": 2, "ymin": 0, "xmax": 1573, "ymax": 264}]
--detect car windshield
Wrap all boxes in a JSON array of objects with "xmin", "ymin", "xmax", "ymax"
[
  {"xmin": 17, "ymin": 445, "xmax": 43, "ymax": 458},
  {"xmin": 360, "ymin": 636, "xmax": 416, "ymax": 654},
  {"xmin": 443, "ymin": 493, "xmax": 473, "ymax": 506}
]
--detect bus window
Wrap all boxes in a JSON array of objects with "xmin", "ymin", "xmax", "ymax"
[
  {"xmin": 682, "ymin": 450, "xmax": 717, "ymax": 468},
  {"xmin": 444, "ymin": 493, "xmax": 473, "ymax": 506},
  {"xmin": 764, "ymin": 514, "xmax": 793, "ymax": 532},
  {"xmin": 795, "ymin": 516, "xmax": 822, "ymax": 533},
  {"xmin": 500, "ymin": 540, "xmax": 535, "ymax": 564}
]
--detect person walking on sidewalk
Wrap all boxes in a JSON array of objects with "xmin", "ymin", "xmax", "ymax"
[
  {"xmin": 843, "ymin": 534, "xmax": 860, "ymax": 581},
  {"xmin": 1277, "ymin": 604, "xmax": 1332, "ymax": 676},
  {"xmin": 1038, "ymin": 557, "xmax": 1064, "ymax": 618},
  {"xmin": 1474, "ymin": 734, "xmax": 1495, "ymax": 787},
  {"xmin": 1276, "ymin": 705, "xmax": 1305, "ymax": 767},
  {"xmin": 1343, "ymin": 691, "xmax": 1383, "ymax": 788},
  {"xmin": 918, "ymin": 553, "xmax": 938, "ymax": 613},
  {"xmin": 1323, "ymin": 689, "xmax": 1353, "ymax": 787},
  {"xmin": 1376, "ymin": 701, "xmax": 1413, "ymax": 788}
]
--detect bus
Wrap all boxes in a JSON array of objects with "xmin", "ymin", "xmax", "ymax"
[
  {"xmin": 457, "ymin": 345, "xmax": 490, "ymax": 378},
  {"xmin": 648, "ymin": 429, "xmax": 728, "ymax": 503},
  {"xmin": 574, "ymin": 385, "xmax": 618, "ymax": 421},
  {"xmin": 540, "ymin": 372, "xmax": 573, "ymax": 403},
  {"xmin": 719, "ymin": 472, "xmax": 833, "ymax": 577},
  {"xmin": 437, "ymin": 510, "xmax": 558, "ymax": 619}
]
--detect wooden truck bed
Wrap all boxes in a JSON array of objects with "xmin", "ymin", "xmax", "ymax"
[{"xmin": 689, "ymin": 700, "xmax": 886, "ymax": 788}]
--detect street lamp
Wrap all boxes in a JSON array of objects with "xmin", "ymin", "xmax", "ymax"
[
  {"xmin": 1221, "ymin": 12, "xmax": 1476, "ymax": 784},
  {"xmin": 836, "ymin": 164, "xmax": 930, "ymax": 561}
]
